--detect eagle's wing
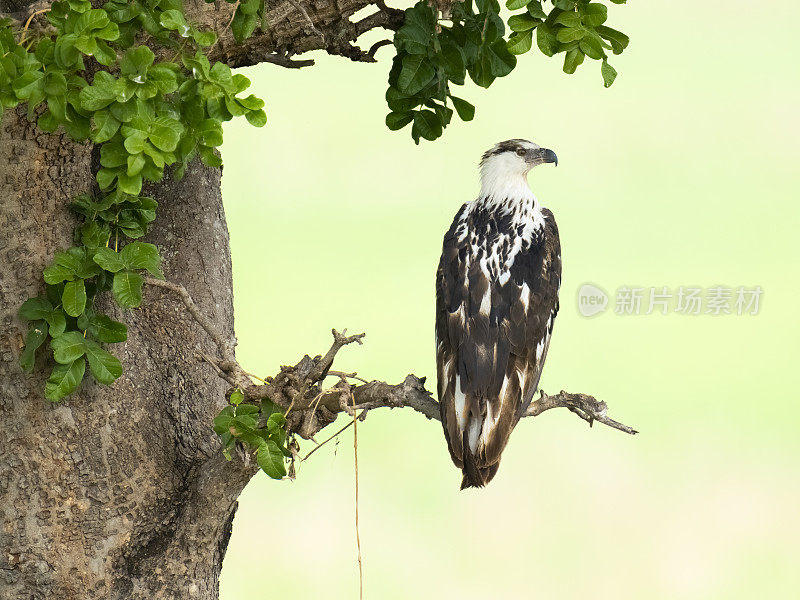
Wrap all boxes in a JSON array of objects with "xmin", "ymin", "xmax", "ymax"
[{"xmin": 436, "ymin": 206, "xmax": 561, "ymax": 487}]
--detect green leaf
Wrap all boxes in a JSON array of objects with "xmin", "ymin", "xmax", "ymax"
[
  {"xmin": 230, "ymin": 11, "xmax": 258, "ymax": 42},
  {"xmin": 505, "ymin": 0, "xmax": 531, "ymax": 9},
  {"xmin": 62, "ymin": 279, "xmax": 87, "ymax": 317},
  {"xmin": 557, "ymin": 26, "xmax": 586, "ymax": 43},
  {"xmin": 396, "ymin": 23, "xmax": 431, "ymax": 55},
  {"xmin": 117, "ymin": 172, "xmax": 142, "ymax": 195},
  {"xmin": 536, "ymin": 22, "xmax": 558, "ymax": 56},
  {"xmin": 397, "ymin": 54, "xmax": 436, "ymax": 96},
  {"xmin": 507, "ymin": 30, "xmax": 534, "ymax": 55},
  {"xmin": 127, "ymin": 153, "xmax": 145, "ymax": 176},
  {"xmin": 110, "ymin": 99, "xmax": 138, "ymax": 122},
  {"xmin": 266, "ymin": 412, "xmax": 287, "ymax": 437},
  {"xmin": 230, "ymin": 389, "xmax": 244, "ymax": 405},
  {"xmin": 37, "ymin": 111, "xmax": 60, "ymax": 134},
  {"xmin": 239, "ymin": 0, "xmax": 262, "ymax": 16},
  {"xmin": 100, "ymin": 143, "xmax": 128, "ymax": 168},
  {"xmin": 580, "ymin": 3, "xmax": 608, "ymax": 27},
  {"xmin": 596, "ymin": 25, "xmax": 629, "ymax": 54},
  {"xmin": 89, "ymin": 314, "xmax": 127, "ymax": 343},
  {"xmin": 93, "ymin": 247, "xmax": 126, "ymax": 272},
  {"xmin": 148, "ymin": 64, "xmax": 179, "ymax": 94},
  {"xmin": 527, "ymin": 1, "xmax": 547, "ymax": 19},
  {"xmin": 42, "ymin": 249, "xmax": 85, "ymax": 284},
  {"xmin": 79, "ymin": 71, "xmax": 116, "ymax": 110},
  {"xmin": 213, "ymin": 405, "xmax": 235, "ymax": 435},
  {"xmin": 237, "ymin": 94, "xmax": 264, "ymax": 111},
  {"xmin": 12, "ymin": 71, "xmax": 45, "ymax": 100},
  {"xmin": 412, "ymin": 110, "xmax": 443, "ymax": 142},
  {"xmin": 450, "ymin": 96, "xmax": 475, "ymax": 121},
  {"xmin": 80, "ymin": 222, "xmax": 111, "ymax": 248},
  {"xmin": 385, "ymin": 111, "xmax": 414, "ymax": 131},
  {"xmin": 149, "ymin": 117, "xmax": 184, "ymax": 152},
  {"xmin": 85, "ymin": 340, "xmax": 122, "ymax": 384},
  {"xmin": 45, "ymin": 311, "xmax": 66, "ymax": 337},
  {"xmin": 51, "ymin": 331, "xmax": 87, "ymax": 364},
  {"xmin": 563, "ymin": 47, "xmax": 585, "ymax": 74},
  {"xmin": 439, "ymin": 42, "xmax": 466, "ymax": 82},
  {"xmin": 386, "ymin": 87, "xmax": 418, "ymax": 113},
  {"xmin": 120, "ymin": 46, "xmax": 155, "ymax": 78},
  {"xmin": 601, "ymin": 59, "xmax": 617, "ymax": 87},
  {"xmin": 93, "ymin": 40, "xmax": 117, "ymax": 66},
  {"xmin": 486, "ymin": 39, "xmax": 517, "ymax": 77},
  {"xmin": 43, "ymin": 72, "xmax": 67, "ymax": 97},
  {"xmin": 257, "ymin": 440, "xmax": 287, "ymax": 479},
  {"xmin": 112, "ymin": 270, "xmax": 144, "ymax": 307},
  {"xmin": 192, "ymin": 30, "xmax": 217, "ymax": 47},
  {"xmin": 95, "ymin": 168, "xmax": 118, "ymax": 190},
  {"xmin": 579, "ymin": 35, "xmax": 605, "ymax": 59},
  {"xmin": 197, "ymin": 119, "xmax": 223, "ymax": 147},
  {"xmin": 508, "ymin": 14, "xmax": 538, "ymax": 32},
  {"xmin": 159, "ymin": 9, "xmax": 187, "ymax": 32},
  {"xmin": 19, "ymin": 297, "xmax": 54, "ymax": 321},
  {"xmin": 20, "ymin": 321, "xmax": 48, "ymax": 372},
  {"xmin": 554, "ymin": 11, "xmax": 581, "ymax": 27},
  {"xmin": 199, "ymin": 146, "xmax": 223, "ymax": 168},
  {"xmin": 245, "ymin": 109, "xmax": 266, "ymax": 127},
  {"xmin": 120, "ymin": 241, "xmax": 163, "ymax": 278},
  {"xmin": 45, "ymin": 358, "xmax": 85, "ymax": 401},
  {"xmin": 123, "ymin": 128, "xmax": 148, "ymax": 154},
  {"xmin": 91, "ymin": 110, "xmax": 120, "ymax": 143}
]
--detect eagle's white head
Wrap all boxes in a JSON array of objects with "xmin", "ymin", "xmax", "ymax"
[{"xmin": 478, "ymin": 139, "xmax": 558, "ymax": 201}]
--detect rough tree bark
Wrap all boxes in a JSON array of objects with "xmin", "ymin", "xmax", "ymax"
[
  {"xmin": 0, "ymin": 1, "xmax": 411, "ymax": 596},
  {"xmin": 0, "ymin": 1, "xmax": 635, "ymax": 598}
]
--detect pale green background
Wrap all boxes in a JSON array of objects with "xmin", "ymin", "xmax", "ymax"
[{"xmin": 217, "ymin": 1, "xmax": 800, "ymax": 598}]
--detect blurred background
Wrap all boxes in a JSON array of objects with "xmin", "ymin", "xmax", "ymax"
[{"xmin": 218, "ymin": 0, "xmax": 800, "ymax": 598}]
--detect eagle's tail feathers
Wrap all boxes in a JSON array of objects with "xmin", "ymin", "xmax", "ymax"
[{"xmin": 460, "ymin": 414, "xmax": 502, "ymax": 489}]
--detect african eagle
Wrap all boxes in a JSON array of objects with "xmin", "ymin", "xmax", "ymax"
[{"xmin": 436, "ymin": 139, "xmax": 561, "ymax": 489}]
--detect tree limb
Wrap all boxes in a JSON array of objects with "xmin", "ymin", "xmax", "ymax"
[
  {"xmin": 144, "ymin": 277, "xmax": 638, "ymax": 443},
  {"xmin": 1, "ymin": 0, "xmax": 411, "ymax": 70}
]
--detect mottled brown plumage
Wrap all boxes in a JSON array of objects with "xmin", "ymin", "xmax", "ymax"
[{"xmin": 435, "ymin": 140, "xmax": 561, "ymax": 488}]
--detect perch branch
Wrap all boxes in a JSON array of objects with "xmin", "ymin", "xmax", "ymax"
[
  {"xmin": 146, "ymin": 277, "xmax": 638, "ymax": 441},
  {"xmin": 525, "ymin": 390, "xmax": 639, "ymax": 435}
]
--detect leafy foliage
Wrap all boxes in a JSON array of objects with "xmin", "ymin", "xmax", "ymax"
[
  {"xmin": 386, "ymin": 0, "xmax": 629, "ymax": 142},
  {"xmin": 4, "ymin": 1, "xmax": 265, "ymax": 400},
  {"xmin": 213, "ymin": 390, "xmax": 291, "ymax": 479},
  {"xmin": 6, "ymin": 1, "xmax": 630, "ymax": 407}
]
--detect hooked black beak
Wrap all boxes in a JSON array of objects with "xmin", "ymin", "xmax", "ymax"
[
  {"xmin": 528, "ymin": 147, "xmax": 558, "ymax": 167},
  {"xmin": 540, "ymin": 148, "xmax": 558, "ymax": 167}
]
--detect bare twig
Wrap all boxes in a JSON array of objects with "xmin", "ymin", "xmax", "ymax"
[
  {"xmin": 145, "ymin": 278, "xmax": 233, "ymax": 357},
  {"xmin": 525, "ymin": 390, "xmax": 639, "ymax": 435},
  {"xmin": 326, "ymin": 370, "xmax": 370, "ymax": 384},
  {"xmin": 144, "ymin": 277, "xmax": 250, "ymax": 386},
  {"xmin": 260, "ymin": 53, "xmax": 315, "ymax": 68},
  {"xmin": 301, "ymin": 419, "xmax": 354, "ymax": 461},
  {"xmin": 366, "ymin": 39, "xmax": 393, "ymax": 60}
]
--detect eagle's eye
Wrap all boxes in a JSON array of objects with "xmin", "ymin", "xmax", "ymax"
[{"xmin": 516, "ymin": 148, "xmax": 526, "ymax": 156}]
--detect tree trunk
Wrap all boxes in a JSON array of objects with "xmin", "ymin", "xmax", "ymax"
[
  {"xmin": 0, "ymin": 1, "xmax": 400, "ymax": 596},
  {"xmin": 0, "ymin": 102, "xmax": 257, "ymax": 597}
]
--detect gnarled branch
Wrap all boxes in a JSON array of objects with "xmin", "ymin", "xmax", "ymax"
[{"xmin": 145, "ymin": 277, "xmax": 638, "ymax": 445}]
